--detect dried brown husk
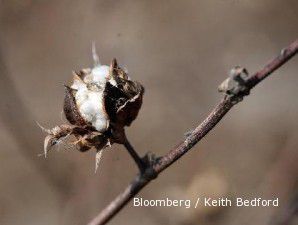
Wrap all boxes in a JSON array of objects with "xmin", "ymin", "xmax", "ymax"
[{"xmin": 43, "ymin": 58, "xmax": 144, "ymax": 158}]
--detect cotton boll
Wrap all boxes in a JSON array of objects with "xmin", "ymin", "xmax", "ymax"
[
  {"xmin": 69, "ymin": 62, "xmax": 139, "ymax": 134},
  {"xmin": 45, "ymin": 57, "xmax": 144, "ymax": 165}
]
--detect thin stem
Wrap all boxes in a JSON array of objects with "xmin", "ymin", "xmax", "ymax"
[
  {"xmin": 123, "ymin": 137, "xmax": 146, "ymax": 173},
  {"xmin": 87, "ymin": 39, "xmax": 298, "ymax": 225}
]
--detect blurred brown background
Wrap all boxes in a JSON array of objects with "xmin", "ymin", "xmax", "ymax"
[{"xmin": 0, "ymin": 0, "xmax": 297, "ymax": 225}]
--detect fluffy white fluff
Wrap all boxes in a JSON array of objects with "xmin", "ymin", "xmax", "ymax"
[{"xmin": 71, "ymin": 65, "xmax": 111, "ymax": 132}]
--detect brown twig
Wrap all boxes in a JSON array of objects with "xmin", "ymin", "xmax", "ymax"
[{"xmin": 87, "ymin": 39, "xmax": 298, "ymax": 225}]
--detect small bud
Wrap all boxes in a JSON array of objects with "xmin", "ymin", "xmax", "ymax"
[{"xmin": 218, "ymin": 66, "xmax": 250, "ymax": 103}]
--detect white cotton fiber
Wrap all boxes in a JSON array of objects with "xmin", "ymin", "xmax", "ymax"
[
  {"xmin": 91, "ymin": 65, "xmax": 110, "ymax": 84},
  {"xmin": 71, "ymin": 64, "xmax": 111, "ymax": 132}
]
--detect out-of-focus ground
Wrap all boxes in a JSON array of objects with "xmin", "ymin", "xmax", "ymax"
[{"xmin": 0, "ymin": 0, "xmax": 297, "ymax": 225}]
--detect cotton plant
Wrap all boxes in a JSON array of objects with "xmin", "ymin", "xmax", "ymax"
[{"xmin": 40, "ymin": 46, "xmax": 144, "ymax": 172}]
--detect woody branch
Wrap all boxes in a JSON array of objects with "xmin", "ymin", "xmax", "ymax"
[{"xmin": 88, "ymin": 39, "xmax": 298, "ymax": 225}]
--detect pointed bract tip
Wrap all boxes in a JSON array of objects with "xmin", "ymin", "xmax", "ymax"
[
  {"xmin": 73, "ymin": 73, "xmax": 85, "ymax": 83},
  {"xmin": 36, "ymin": 121, "xmax": 51, "ymax": 134},
  {"xmin": 44, "ymin": 135, "xmax": 57, "ymax": 158},
  {"xmin": 95, "ymin": 150, "xmax": 103, "ymax": 173},
  {"xmin": 111, "ymin": 58, "xmax": 118, "ymax": 68},
  {"xmin": 92, "ymin": 42, "xmax": 100, "ymax": 66}
]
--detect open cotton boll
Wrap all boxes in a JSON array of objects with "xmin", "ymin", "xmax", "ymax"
[
  {"xmin": 43, "ymin": 56, "xmax": 145, "ymax": 173},
  {"xmin": 71, "ymin": 64, "xmax": 111, "ymax": 132}
]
